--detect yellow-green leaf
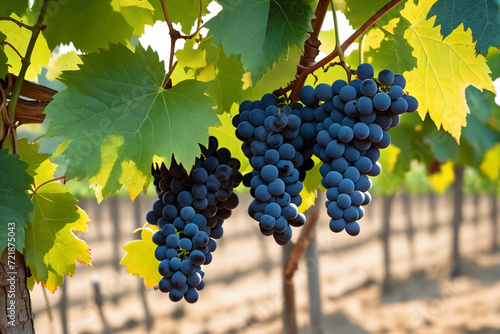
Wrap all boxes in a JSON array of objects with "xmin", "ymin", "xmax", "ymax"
[
  {"xmin": 46, "ymin": 52, "xmax": 83, "ymax": 81},
  {"xmin": 27, "ymin": 159, "xmax": 92, "ymax": 293},
  {"xmin": 298, "ymin": 156, "xmax": 323, "ymax": 213},
  {"xmin": 120, "ymin": 226, "xmax": 161, "ymax": 288},
  {"xmin": 0, "ymin": 16, "xmax": 51, "ymax": 80},
  {"xmin": 399, "ymin": 0, "xmax": 496, "ymax": 139},
  {"xmin": 480, "ymin": 143, "xmax": 500, "ymax": 181},
  {"xmin": 429, "ymin": 161, "xmax": 455, "ymax": 193},
  {"xmin": 209, "ymin": 104, "xmax": 251, "ymax": 175}
]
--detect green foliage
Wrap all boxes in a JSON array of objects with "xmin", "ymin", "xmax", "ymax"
[
  {"xmin": 0, "ymin": 31, "xmax": 7, "ymax": 78},
  {"xmin": 0, "ymin": 0, "xmax": 29, "ymax": 17},
  {"xmin": 341, "ymin": 0, "xmax": 407, "ymax": 29},
  {"xmin": 428, "ymin": 0, "xmax": 500, "ymax": 55},
  {"xmin": 26, "ymin": 154, "xmax": 91, "ymax": 293},
  {"xmin": 44, "ymin": 43, "xmax": 220, "ymax": 202},
  {"xmin": 0, "ymin": 149, "xmax": 33, "ymax": 253},
  {"xmin": 147, "ymin": 0, "xmax": 211, "ymax": 34},
  {"xmin": 35, "ymin": 0, "xmax": 134, "ymax": 52},
  {"xmin": 207, "ymin": 0, "xmax": 313, "ymax": 85}
]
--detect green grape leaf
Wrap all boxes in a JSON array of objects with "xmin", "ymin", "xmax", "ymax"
[
  {"xmin": 38, "ymin": 0, "xmax": 134, "ymax": 52},
  {"xmin": 209, "ymin": 105, "xmax": 251, "ymax": 175},
  {"xmin": 462, "ymin": 86, "xmax": 500, "ymax": 155},
  {"xmin": 12, "ymin": 138, "xmax": 51, "ymax": 177},
  {"xmin": 205, "ymin": 45, "xmax": 247, "ymax": 114},
  {"xmin": 121, "ymin": 226, "xmax": 161, "ymax": 288},
  {"xmin": 26, "ymin": 158, "xmax": 91, "ymax": 293},
  {"xmin": 147, "ymin": 0, "xmax": 211, "ymax": 35},
  {"xmin": 206, "ymin": 0, "xmax": 313, "ymax": 85},
  {"xmin": 341, "ymin": 0, "xmax": 406, "ymax": 29},
  {"xmin": 0, "ymin": 0, "xmax": 29, "ymax": 17},
  {"xmin": 427, "ymin": 0, "xmax": 500, "ymax": 55},
  {"xmin": 426, "ymin": 128, "xmax": 460, "ymax": 163},
  {"xmin": 0, "ymin": 31, "xmax": 7, "ymax": 79},
  {"xmin": 0, "ymin": 149, "xmax": 33, "ymax": 253},
  {"xmin": 399, "ymin": 0, "xmax": 495, "ymax": 139},
  {"xmin": 44, "ymin": 43, "xmax": 220, "ymax": 202},
  {"xmin": 110, "ymin": 0, "xmax": 155, "ymax": 36},
  {"xmin": 0, "ymin": 17, "xmax": 51, "ymax": 80},
  {"xmin": 487, "ymin": 47, "xmax": 500, "ymax": 79},
  {"xmin": 243, "ymin": 45, "xmax": 303, "ymax": 101},
  {"xmin": 351, "ymin": 19, "xmax": 417, "ymax": 74}
]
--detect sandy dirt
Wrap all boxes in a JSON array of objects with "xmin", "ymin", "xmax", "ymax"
[{"xmin": 29, "ymin": 193, "xmax": 500, "ymax": 334}]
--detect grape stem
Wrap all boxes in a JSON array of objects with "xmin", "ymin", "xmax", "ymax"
[
  {"xmin": 282, "ymin": 0, "xmax": 403, "ymax": 103},
  {"xmin": 34, "ymin": 176, "xmax": 66, "ymax": 192},
  {"xmin": 0, "ymin": 17, "xmax": 35, "ymax": 31},
  {"xmin": 359, "ymin": 33, "xmax": 367, "ymax": 65},
  {"xmin": 330, "ymin": 0, "xmax": 351, "ymax": 82},
  {"xmin": 2, "ymin": 41, "xmax": 24, "ymax": 59},
  {"xmin": 5, "ymin": 0, "xmax": 52, "ymax": 153},
  {"xmin": 161, "ymin": 0, "xmax": 204, "ymax": 86}
]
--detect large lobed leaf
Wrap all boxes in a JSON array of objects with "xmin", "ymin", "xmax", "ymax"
[
  {"xmin": 0, "ymin": 0, "xmax": 29, "ymax": 17},
  {"xmin": 120, "ymin": 226, "xmax": 161, "ymax": 288},
  {"xmin": 27, "ymin": 158, "xmax": 92, "ymax": 293},
  {"xmin": 147, "ymin": 0, "xmax": 211, "ymax": 35},
  {"xmin": 0, "ymin": 149, "xmax": 33, "ymax": 253},
  {"xmin": 206, "ymin": 0, "xmax": 313, "ymax": 85},
  {"xmin": 44, "ymin": 43, "xmax": 220, "ymax": 202},
  {"xmin": 399, "ymin": 0, "xmax": 495, "ymax": 139},
  {"xmin": 341, "ymin": 0, "xmax": 407, "ymax": 29},
  {"xmin": 428, "ymin": 0, "xmax": 500, "ymax": 55},
  {"xmin": 35, "ymin": 0, "xmax": 134, "ymax": 52}
]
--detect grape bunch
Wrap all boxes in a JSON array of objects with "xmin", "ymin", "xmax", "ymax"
[
  {"xmin": 299, "ymin": 63, "xmax": 418, "ymax": 236},
  {"xmin": 146, "ymin": 136, "xmax": 242, "ymax": 302},
  {"xmin": 232, "ymin": 93, "xmax": 308, "ymax": 245}
]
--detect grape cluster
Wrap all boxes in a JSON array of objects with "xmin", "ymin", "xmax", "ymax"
[
  {"xmin": 146, "ymin": 136, "xmax": 242, "ymax": 302},
  {"xmin": 299, "ymin": 63, "xmax": 418, "ymax": 236},
  {"xmin": 232, "ymin": 93, "xmax": 307, "ymax": 245}
]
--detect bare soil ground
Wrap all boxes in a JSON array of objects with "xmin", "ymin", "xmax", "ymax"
[{"xmin": 30, "ymin": 193, "xmax": 500, "ymax": 334}]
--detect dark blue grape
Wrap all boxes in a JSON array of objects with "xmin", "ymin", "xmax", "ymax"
[
  {"xmin": 345, "ymin": 221, "xmax": 360, "ymax": 236},
  {"xmin": 373, "ymin": 92, "xmax": 391, "ymax": 111},
  {"xmin": 390, "ymin": 97, "xmax": 408, "ymax": 115},
  {"xmin": 403, "ymin": 95, "xmax": 418, "ymax": 112},
  {"xmin": 326, "ymin": 140, "xmax": 345, "ymax": 159},
  {"xmin": 392, "ymin": 74, "xmax": 406, "ymax": 88},
  {"xmin": 353, "ymin": 122, "xmax": 369, "ymax": 140},
  {"xmin": 236, "ymin": 121, "xmax": 255, "ymax": 138},
  {"xmin": 299, "ymin": 85, "xmax": 316, "ymax": 105},
  {"xmin": 329, "ymin": 218, "xmax": 346, "ymax": 232},
  {"xmin": 146, "ymin": 211, "xmax": 159, "ymax": 225},
  {"xmin": 389, "ymin": 85, "xmax": 404, "ymax": 100},
  {"xmin": 315, "ymin": 83, "xmax": 333, "ymax": 100},
  {"xmin": 327, "ymin": 201, "xmax": 344, "ymax": 219},
  {"xmin": 339, "ymin": 85, "xmax": 357, "ymax": 102},
  {"xmin": 338, "ymin": 126, "xmax": 354, "ymax": 143},
  {"xmin": 356, "ymin": 96, "xmax": 373, "ymax": 115},
  {"xmin": 350, "ymin": 191, "xmax": 365, "ymax": 206},
  {"xmin": 357, "ymin": 63, "xmax": 374, "ymax": 80},
  {"xmin": 360, "ymin": 79, "xmax": 378, "ymax": 97},
  {"xmin": 378, "ymin": 69, "xmax": 394, "ymax": 86},
  {"xmin": 343, "ymin": 206, "xmax": 359, "ymax": 222},
  {"xmin": 344, "ymin": 100, "xmax": 359, "ymax": 117},
  {"xmin": 249, "ymin": 108, "xmax": 266, "ymax": 126},
  {"xmin": 354, "ymin": 156, "xmax": 373, "ymax": 174}
]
